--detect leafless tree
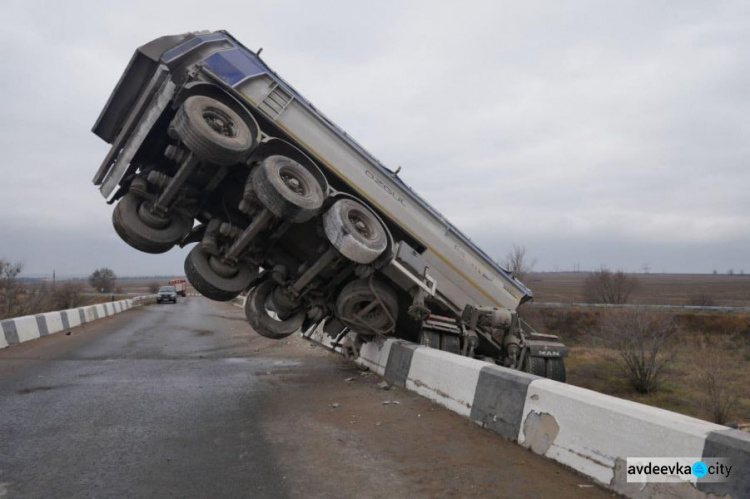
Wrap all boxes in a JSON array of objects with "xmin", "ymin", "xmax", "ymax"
[
  {"xmin": 504, "ymin": 244, "xmax": 537, "ymax": 281},
  {"xmin": 594, "ymin": 307, "xmax": 676, "ymax": 393},
  {"xmin": 148, "ymin": 281, "xmax": 161, "ymax": 294},
  {"xmin": 0, "ymin": 258, "xmax": 24, "ymax": 319},
  {"xmin": 693, "ymin": 335, "xmax": 738, "ymax": 424},
  {"xmin": 583, "ymin": 266, "xmax": 638, "ymax": 304},
  {"xmin": 89, "ymin": 268, "xmax": 117, "ymax": 293}
]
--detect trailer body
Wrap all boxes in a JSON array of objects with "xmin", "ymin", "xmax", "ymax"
[{"xmin": 92, "ymin": 30, "xmax": 567, "ymax": 377}]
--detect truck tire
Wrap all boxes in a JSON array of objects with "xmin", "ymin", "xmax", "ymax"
[
  {"xmin": 171, "ymin": 95, "xmax": 255, "ymax": 166},
  {"xmin": 545, "ymin": 358, "xmax": 566, "ymax": 383},
  {"xmin": 112, "ymin": 194, "xmax": 192, "ymax": 254},
  {"xmin": 245, "ymin": 279, "xmax": 305, "ymax": 339},
  {"xmin": 184, "ymin": 245, "xmax": 257, "ymax": 301},
  {"xmin": 336, "ymin": 279, "xmax": 398, "ymax": 333},
  {"xmin": 324, "ymin": 199, "xmax": 387, "ymax": 264},
  {"xmin": 251, "ymin": 155, "xmax": 326, "ymax": 222},
  {"xmin": 523, "ymin": 356, "xmax": 546, "ymax": 377}
]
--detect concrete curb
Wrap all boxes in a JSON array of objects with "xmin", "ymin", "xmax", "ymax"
[
  {"xmin": 350, "ymin": 336, "xmax": 748, "ymax": 498},
  {"xmin": 0, "ymin": 299, "xmax": 135, "ymax": 350}
]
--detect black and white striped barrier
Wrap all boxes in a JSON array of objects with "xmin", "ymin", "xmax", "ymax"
[
  {"xmin": 0, "ymin": 299, "xmax": 137, "ymax": 350},
  {"xmin": 304, "ymin": 326, "xmax": 749, "ymax": 498}
]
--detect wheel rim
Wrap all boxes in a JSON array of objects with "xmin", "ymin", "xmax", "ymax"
[
  {"xmin": 337, "ymin": 287, "xmax": 396, "ymax": 331},
  {"xmin": 137, "ymin": 201, "xmax": 170, "ymax": 229},
  {"xmin": 277, "ymin": 165, "xmax": 310, "ymax": 197},
  {"xmin": 208, "ymin": 255, "xmax": 239, "ymax": 278},
  {"xmin": 202, "ymin": 107, "xmax": 238, "ymax": 138},
  {"xmin": 347, "ymin": 208, "xmax": 375, "ymax": 241}
]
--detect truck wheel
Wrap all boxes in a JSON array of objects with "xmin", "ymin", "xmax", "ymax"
[
  {"xmin": 251, "ymin": 155, "xmax": 326, "ymax": 222},
  {"xmin": 546, "ymin": 358, "xmax": 566, "ymax": 383},
  {"xmin": 523, "ymin": 356, "xmax": 546, "ymax": 377},
  {"xmin": 172, "ymin": 95, "xmax": 255, "ymax": 166},
  {"xmin": 112, "ymin": 194, "xmax": 192, "ymax": 254},
  {"xmin": 245, "ymin": 279, "xmax": 305, "ymax": 339},
  {"xmin": 324, "ymin": 199, "xmax": 387, "ymax": 264},
  {"xmin": 184, "ymin": 245, "xmax": 257, "ymax": 301},
  {"xmin": 336, "ymin": 279, "xmax": 398, "ymax": 333}
]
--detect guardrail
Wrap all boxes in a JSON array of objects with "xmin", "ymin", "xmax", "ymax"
[
  {"xmin": 0, "ymin": 298, "xmax": 143, "ymax": 350},
  {"xmin": 301, "ymin": 323, "xmax": 749, "ymax": 498},
  {"xmin": 354, "ymin": 337, "xmax": 748, "ymax": 498}
]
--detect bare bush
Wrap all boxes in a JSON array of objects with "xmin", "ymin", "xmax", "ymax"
[
  {"xmin": 594, "ymin": 307, "xmax": 676, "ymax": 393},
  {"xmin": 687, "ymin": 294, "xmax": 717, "ymax": 307},
  {"xmin": 148, "ymin": 281, "xmax": 160, "ymax": 294},
  {"xmin": 0, "ymin": 258, "xmax": 24, "ymax": 319},
  {"xmin": 693, "ymin": 335, "xmax": 739, "ymax": 424},
  {"xmin": 51, "ymin": 282, "xmax": 84, "ymax": 310},
  {"xmin": 504, "ymin": 244, "xmax": 537, "ymax": 281},
  {"xmin": 583, "ymin": 266, "xmax": 638, "ymax": 304}
]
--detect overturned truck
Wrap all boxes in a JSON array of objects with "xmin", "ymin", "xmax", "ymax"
[{"xmin": 92, "ymin": 30, "xmax": 567, "ymax": 381}]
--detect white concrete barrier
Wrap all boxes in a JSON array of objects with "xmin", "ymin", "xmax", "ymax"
[
  {"xmin": 351, "ymin": 336, "xmax": 749, "ymax": 498},
  {"xmin": 40, "ymin": 312, "xmax": 65, "ymax": 335},
  {"xmin": 0, "ymin": 298, "xmax": 141, "ymax": 350},
  {"xmin": 13, "ymin": 316, "xmax": 41, "ymax": 343}
]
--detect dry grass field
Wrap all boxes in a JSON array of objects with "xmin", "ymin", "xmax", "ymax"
[
  {"xmin": 564, "ymin": 339, "xmax": 750, "ymax": 425},
  {"xmin": 520, "ymin": 273, "xmax": 750, "ymax": 427},
  {"xmin": 525, "ymin": 272, "xmax": 750, "ymax": 307}
]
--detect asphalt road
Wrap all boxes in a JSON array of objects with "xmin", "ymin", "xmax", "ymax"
[{"xmin": 0, "ymin": 298, "xmax": 611, "ymax": 498}]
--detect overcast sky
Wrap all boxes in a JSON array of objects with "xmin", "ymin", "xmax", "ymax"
[{"xmin": 0, "ymin": 0, "xmax": 748, "ymax": 277}]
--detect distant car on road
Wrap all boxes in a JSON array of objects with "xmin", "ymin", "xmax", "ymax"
[{"xmin": 156, "ymin": 286, "xmax": 178, "ymax": 304}]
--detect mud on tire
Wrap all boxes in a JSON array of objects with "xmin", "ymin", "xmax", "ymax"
[
  {"xmin": 324, "ymin": 199, "xmax": 387, "ymax": 264},
  {"xmin": 251, "ymin": 155, "xmax": 326, "ymax": 223}
]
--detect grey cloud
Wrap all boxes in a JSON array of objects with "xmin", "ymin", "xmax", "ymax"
[{"xmin": 0, "ymin": 0, "xmax": 747, "ymax": 276}]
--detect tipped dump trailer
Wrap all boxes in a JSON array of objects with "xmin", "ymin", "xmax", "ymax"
[{"xmin": 92, "ymin": 30, "xmax": 567, "ymax": 380}]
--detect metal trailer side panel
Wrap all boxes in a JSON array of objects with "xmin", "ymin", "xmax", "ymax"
[
  {"xmin": 224, "ymin": 73, "xmax": 524, "ymax": 312},
  {"xmin": 93, "ymin": 31, "xmax": 532, "ymax": 314}
]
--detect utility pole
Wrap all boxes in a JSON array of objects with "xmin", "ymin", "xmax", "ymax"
[{"xmin": 642, "ymin": 263, "xmax": 650, "ymax": 274}]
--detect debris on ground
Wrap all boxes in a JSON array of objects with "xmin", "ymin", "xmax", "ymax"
[
  {"xmin": 382, "ymin": 400, "xmax": 400, "ymax": 405},
  {"xmin": 377, "ymin": 381, "xmax": 391, "ymax": 390},
  {"xmin": 344, "ymin": 377, "xmax": 355, "ymax": 382},
  {"xmin": 331, "ymin": 403, "xmax": 340, "ymax": 408}
]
